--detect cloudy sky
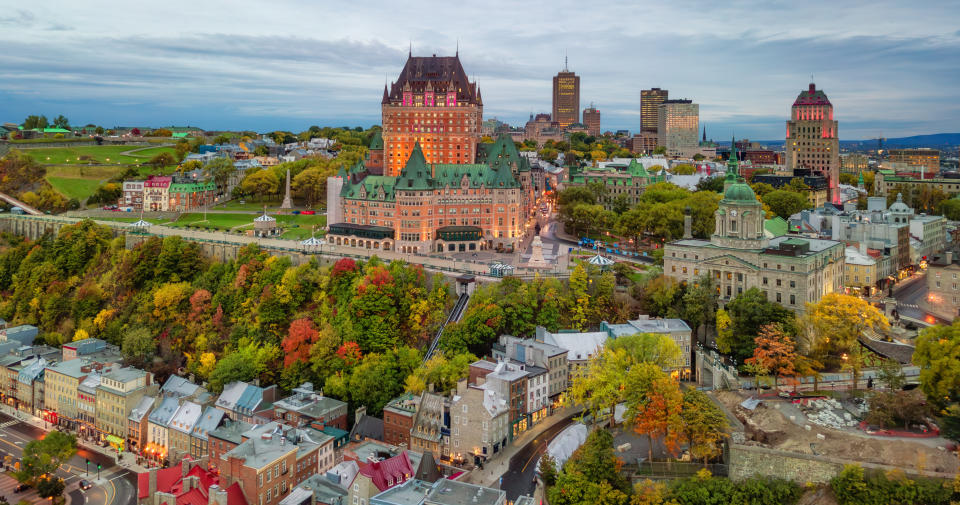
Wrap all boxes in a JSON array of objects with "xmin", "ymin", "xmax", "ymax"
[{"xmin": 2, "ymin": 0, "xmax": 958, "ymax": 140}]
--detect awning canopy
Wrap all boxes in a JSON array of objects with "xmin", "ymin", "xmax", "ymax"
[{"xmin": 587, "ymin": 254, "xmax": 615, "ymax": 266}]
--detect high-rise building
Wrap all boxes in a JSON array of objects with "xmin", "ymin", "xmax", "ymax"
[
  {"xmin": 582, "ymin": 106, "xmax": 601, "ymax": 136},
  {"xmin": 888, "ymin": 148, "xmax": 940, "ymax": 173},
  {"xmin": 552, "ymin": 60, "xmax": 580, "ymax": 128},
  {"xmin": 641, "ymin": 88, "xmax": 668, "ymax": 133},
  {"xmin": 657, "ymin": 99, "xmax": 699, "ymax": 157},
  {"xmin": 381, "ymin": 52, "xmax": 483, "ymax": 177},
  {"xmin": 786, "ymin": 82, "xmax": 839, "ymax": 203}
]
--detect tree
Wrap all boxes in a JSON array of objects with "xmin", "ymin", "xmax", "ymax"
[
  {"xmin": 282, "ymin": 318, "xmax": 319, "ymax": 367},
  {"xmin": 569, "ymin": 348, "xmax": 661, "ymax": 425},
  {"xmin": 292, "ymin": 166, "xmax": 335, "ymax": 207},
  {"xmin": 23, "ymin": 115, "xmax": 48, "ymax": 129},
  {"xmin": 653, "ymin": 146, "xmax": 667, "ymax": 155},
  {"xmin": 940, "ymin": 404, "xmax": 960, "ymax": 444},
  {"xmin": 564, "ymin": 430, "xmax": 629, "ymax": 492},
  {"xmin": 539, "ymin": 453, "xmax": 559, "ymax": 486},
  {"xmin": 404, "ymin": 351, "xmax": 476, "ymax": 395},
  {"xmin": 632, "ymin": 375, "xmax": 685, "ymax": 463},
  {"xmin": 148, "ymin": 152, "xmax": 176, "ymax": 170},
  {"xmin": 206, "ymin": 157, "xmax": 236, "ymax": 194},
  {"xmin": 14, "ymin": 431, "xmax": 77, "ymax": 486},
  {"xmin": 720, "ymin": 288, "xmax": 796, "ymax": 363},
  {"xmin": 208, "ymin": 339, "xmax": 282, "ymax": 393},
  {"xmin": 606, "ymin": 332, "xmax": 681, "ymax": 369},
  {"xmin": 122, "ymin": 327, "xmax": 156, "ymax": 365},
  {"xmin": 745, "ymin": 324, "xmax": 797, "ymax": 389},
  {"xmin": 937, "ymin": 199, "xmax": 960, "ymax": 221},
  {"xmin": 762, "ymin": 189, "xmax": 811, "ymax": 218},
  {"xmin": 865, "ymin": 390, "xmax": 932, "ymax": 429},
  {"xmin": 805, "ymin": 293, "xmax": 888, "ymax": 388},
  {"xmin": 680, "ymin": 389, "xmax": 729, "ymax": 465},
  {"xmin": 877, "ymin": 358, "xmax": 906, "ymax": 390},
  {"xmin": 913, "ymin": 321, "xmax": 960, "ymax": 408},
  {"xmin": 240, "ymin": 169, "xmax": 280, "ymax": 200},
  {"xmin": 549, "ymin": 471, "xmax": 628, "ymax": 505},
  {"xmin": 52, "ymin": 115, "xmax": 70, "ymax": 129},
  {"xmin": 36, "ymin": 476, "xmax": 65, "ymax": 500}
]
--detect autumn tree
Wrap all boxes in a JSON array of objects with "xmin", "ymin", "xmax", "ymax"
[
  {"xmin": 563, "ymin": 429, "xmax": 629, "ymax": 492},
  {"xmin": 569, "ymin": 348, "xmax": 663, "ymax": 426},
  {"xmin": 633, "ymin": 375, "xmax": 685, "ymax": 463},
  {"xmin": 282, "ymin": 318, "xmax": 319, "ymax": 367},
  {"xmin": 805, "ymin": 293, "xmax": 888, "ymax": 388},
  {"xmin": 122, "ymin": 327, "xmax": 156, "ymax": 366},
  {"xmin": 745, "ymin": 323, "xmax": 798, "ymax": 389},
  {"xmin": 913, "ymin": 321, "xmax": 960, "ymax": 408},
  {"xmin": 240, "ymin": 169, "xmax": 281, "ymax": 200},
  {"xmin": 14, "ymin": 431, "xmax": 77, "ymax": 487},
  {"xmin": 148, "ymin": 152, "xmax": 176, "ymax": 170},
  {"xmin": 404, "ymin": 351, "xmax": 476, "ymax": 395},
  {"xmin": 680, "ymin": 389, "xmax": 730, "ymax": 465},
  {"xmin": 721, "ymin": 288, "xmax": 798, "ymax": 363}
]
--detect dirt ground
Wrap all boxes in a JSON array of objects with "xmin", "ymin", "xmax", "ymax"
[{"xmin": 716, "ymin": 391, "xmax": 959, "ymax": 475}]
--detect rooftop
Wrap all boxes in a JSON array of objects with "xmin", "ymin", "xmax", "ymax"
[
  {"xmin": 208, "ymin": 418, "xmax": 254, "ymax": 445},
  {"xmin": 129, "ymin": 395, "xmax": 156, "ymax": 423},
  {"xmin": 371, "ymin": 479, "xmax": 435, "ymax": 505},
  {"xmin": 191, "ymin": 406, "xmax": 226, "ymax": 441},
  {"xmin": 169, "ymin": 401, "xmax": 203, "ymax": 434},
  {"xmin": 425, "ymin": 479, "xmax": 505, "ymax": 505},
  {"xmin": 148, "ymin": 397, "xmax": 181, "ymax": 427},
  {"xmin": 224, "ymin": 422, "xmax": 332, "ymax": 470}
]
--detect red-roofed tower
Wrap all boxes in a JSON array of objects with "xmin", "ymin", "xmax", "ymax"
[{"xmin": 786, "ymin": 82, "xmax": 840, "ymax": 203}]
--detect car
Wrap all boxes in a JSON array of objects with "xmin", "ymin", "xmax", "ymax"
[
  {"xmin": 79, "ymin": 479, "xmax": 92, "ymax": 490},
  {"xmin": 301, "ymin": 210, "xmax": 315, "ymax": 215},
  {"xmin": 14, "ymin": 483, "xmax": 31, "ymax": 493}
]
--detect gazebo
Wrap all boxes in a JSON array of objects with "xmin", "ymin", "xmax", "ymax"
[
  {"xmin": 587, "ymin": 253, "xmax": 615, "ymax": 270},
  {"xmin": 299, "ymin": 235, "xmax": 325, "ymax": 253},
  {"xmin": 129, "ymin": 219, "xmax": 151, "ymax": 233},
  {"xmin": 253, "ymin": 209, "xmax": 280, "ymax": 237}
]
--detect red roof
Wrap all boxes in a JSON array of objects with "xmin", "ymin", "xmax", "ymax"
[
  {"xmin": 357, "ymin": 451, "xmax": 415, "ymax": 492},
  {"xmin": 138, "ymin": 461, "xmax": 248, "ymax": 505},
  {"xmin": 793, "ymin": 83, "xmax": 832, "ymax": 107}
]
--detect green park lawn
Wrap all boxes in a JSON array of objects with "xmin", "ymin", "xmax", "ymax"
[
  {"xmin": 168, "ymin": 212, "xmax": 326, "ymax": 235},
  {"xmin": 22, "ymin": 145, "xmax": 175, "ymax": 165},
  {"xmin": 214, "ymin": 199, "xmax": 326, "ymax": 212},
  {"xmin": 45, "ymin": 176, "xmax": 103, "ymax": 201},
  {"xmin": 90, "ymin": 216, "xmax": 168, "ymax": 224}
]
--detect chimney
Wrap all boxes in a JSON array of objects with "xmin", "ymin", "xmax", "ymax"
[
  {"xmin": 148, "ymin": 467, "xmax": 158, "ymax": 496},
  {"xmin": 214, "ymin": 488, "xmax": 229, "ymax": 505},
  {"xmin": 355, "ymin": 406, "xmax": 367, "ymax": 423},
  {"xmin": 428, "ymin": 383, "xmax": 435, "ymax": 393},
  {"xmin": 207, "ymin": 485, "xmax": 220, "ymax": 505},
  {"xmin": 683, "ymin": 206, "xmax": 692, "ymax": 239},
  {"xmin": 948, "ymin": 251, "xmax": 954, "ymax": 264}
]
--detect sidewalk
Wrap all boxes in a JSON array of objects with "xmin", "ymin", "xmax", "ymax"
[
  {"xmin": 460, "ymin": 405, "xmax": 581, "ymax": 489},
  {"xmin": 0, "ymin": 403, "xmax": 148, "ymax": 474}
]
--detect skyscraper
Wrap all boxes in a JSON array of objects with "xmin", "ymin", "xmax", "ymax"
[
  {"xmin": 552, "ymin": 58, "xmax": 580, "ymax": 129},
  {"xmin": 657, "ymin": 99, "xmax": 699, "ymax": 157},
  {"xmin": 786, "ymin": 82, "xmax": 839, "ymax": 203},
  {"xmin": 641, "ymin": 88, "xmax": 668, "ymax": 133},
  {"xmin": 381, "ymin": 52, "xmax": 483, "ymax": 177},
  {"xmin": 582, "ymin": 106, "xmax": 601, "ymax": 136}
]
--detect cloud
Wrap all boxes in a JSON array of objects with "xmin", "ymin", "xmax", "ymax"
[{"xmin": 0, "ymin": 1, "xmax": 957, "ymax": 138}]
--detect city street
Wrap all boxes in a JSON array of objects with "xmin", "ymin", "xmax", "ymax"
[
  {"xmin": 890, "ymin": 272, "xmax": 949, "ymax": 324},
  {"xmin": 0, "ymin": 411, "xmax": 137, "ymax": 505},
  {"xmin": 498, "ymin": 413, "xmax": 578, "ymax": 501}
]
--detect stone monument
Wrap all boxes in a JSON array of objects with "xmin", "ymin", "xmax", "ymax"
[
  {"xmin": 280, "ymin": 169, "xmax": 293, "ymax": 209},
  {"xmin": 526, "ymin": 235, "xmax": 549, "ymax": 268}
]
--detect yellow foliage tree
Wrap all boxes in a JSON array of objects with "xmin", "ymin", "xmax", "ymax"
[
  {"xmin": 72, "ymin": 329, "xmax": 89, "ymax": 341},
  {"xmin": 93, "ymin": 309, "xmax": 116, "ymax": 330},
  {"xmin": 805, "ymin": 293, "xmax": 888, "ymax": 389},
  {"xmin": 153, "ymin": 282, "xmax": 191, "ymax": 320},
  {"xmin": 198, "ymin": 352, "xmax": 217, "ymax": 379}
]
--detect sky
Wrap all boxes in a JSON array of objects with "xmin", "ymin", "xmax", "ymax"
[{"xmin": 1, "ymin": 0, "xmax": 959, "ymax": 140}]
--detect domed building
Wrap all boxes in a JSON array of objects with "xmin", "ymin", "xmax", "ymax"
[{"xmin": 664, "ymin": 141, "xmax": 845, "ymax": 311}]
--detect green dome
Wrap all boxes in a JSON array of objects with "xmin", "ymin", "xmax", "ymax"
[{"xmin": 723, "ymin": 180, "xmax": 758, "ymax": 204}]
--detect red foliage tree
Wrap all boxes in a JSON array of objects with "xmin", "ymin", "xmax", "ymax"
[
  {"xmin": 633, "ymin": 375, "xmax": 686, "ymax": 463},
  {"xmin": 189, "ymin": 289, "xmax": 212, "ymax": 320},
  {"xmin": 331, "ymin": 258, "xmax": 357, "ymax": 278},
  {"xmin": 282, "ymin": 318, "xmax": 319, "ymax": 367},
  {"xmin": 336, "ymin": 341, "xmax": 362, "ymax": 366}
]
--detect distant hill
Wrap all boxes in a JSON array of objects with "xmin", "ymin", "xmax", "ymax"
[{"xmin": 725, "ymin": 133, "xmax": 960, "ymax": 150}]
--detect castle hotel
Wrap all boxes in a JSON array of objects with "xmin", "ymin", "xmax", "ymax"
[{"xmin": 327, "ymin": 53, "xmax": 539, "ymax": 254}]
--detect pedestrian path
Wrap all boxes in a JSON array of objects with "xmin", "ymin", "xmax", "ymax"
[{"xmin": 0, "ymin": 420, "xmax": 18, "ymax": 429}]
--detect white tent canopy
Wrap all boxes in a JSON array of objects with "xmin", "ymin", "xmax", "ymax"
[
  {"xmin": 588, "ymin": 254, "xmax": 615, "ymax": 266},
  {"xmin": 299, "ymin": 236, "xmax": 325, "ymax": 246},
  {"xmin": 537, "ymin": 423, "xmax": 588, "ymax": 473},
  {"xmin": 129, "ymin": 219, "xmax": 151, "ymax": 228}
]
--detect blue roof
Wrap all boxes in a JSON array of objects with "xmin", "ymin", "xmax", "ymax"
[
  {"xmin": 191, "ymin": 406, "xmax": 226, "ymax": 440},
  {"xmin": 236, "ymin": 383, "xmax": 265, "ymax": 412},
  {"xmin": 4, "ymin": 325, "xmax": 37, "ymax": 345},
  {"xmin": 148, "ymin": 397, "xmax": 181, "ymax": 426}
]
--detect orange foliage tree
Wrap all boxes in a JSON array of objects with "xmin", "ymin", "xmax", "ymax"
[
  {"xmin": 633, "ymin": 375, "xmax": 685, "ymax": 463},
  {"xmin": 282, "ymin": 318, "xmax": 319, "ymax": 367},
  {"xmin": 745, "ymin": 323, "xmax": 798, "ymax": 389}
]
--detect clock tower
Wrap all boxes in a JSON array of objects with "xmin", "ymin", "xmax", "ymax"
[{"xmin": 712, "ymin": 138, "xmax": 768, "ymax": 249}]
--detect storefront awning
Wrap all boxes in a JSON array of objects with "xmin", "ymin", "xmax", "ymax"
[{"xmin": 106, "ymin": 435, "xmax": 125, "ymax": 447}]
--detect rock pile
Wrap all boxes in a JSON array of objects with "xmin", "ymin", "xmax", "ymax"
[{"xmin": 800, "ymin": 398, "xmax": 858, "ymax": 429}]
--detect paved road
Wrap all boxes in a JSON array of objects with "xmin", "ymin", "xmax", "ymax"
[
  {"xmin": 498, "ymin": 413, "xmax": 578, "ymax": 501},
  {"xmin": 0, "ymin": 411, "xmax": 137, "ymax": 505},
  {"xmin": 891, "ymin": 273, "xmax": 949, "ymax": 324}
]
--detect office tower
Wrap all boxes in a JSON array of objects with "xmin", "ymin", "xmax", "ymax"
[
  {"xmin": 657, "ymin": 99, "xmax": 699, "ymax": 157},
  {"xmin": 582, "ymin": 106, "xmax": 601, "ymax": 136},
  {"xmin": 786, "ymin": 82, "xmax": 839, "ymax": 203},
  {"xmin": 641, "ymin": 88, "xmax": 668, "ymax": 133},
  {"xmin": 552, "ymin": 58, "xmax": 580, "ymax": 129},
  {"xmin": 381, "ymin": 52, "xmax": 482, "ymax": 176}
]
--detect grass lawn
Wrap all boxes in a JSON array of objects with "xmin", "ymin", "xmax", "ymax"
[
  {"xmin": 90, "ymin": 216, "xmax": 168, "ymax": 224},
  {"xmin": 46, "ymin": 176, "xmax": 103, "ymax": 201},
  {"xmin": 213, "ymin": 200, "xmax": 327, "ymax": 212},
  {"xmin": 168, "ymin": 212, "xmax": 326, "ymax": 234},
  {"xmin": 21, "ymin": 145, "xmax": 175, "ymax": 165},
  {"xmin": 45, "ymin": 164, "xmax": 128, "ymax": 179}
]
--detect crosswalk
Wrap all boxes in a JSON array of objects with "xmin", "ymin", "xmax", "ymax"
[
  {"xmin": 897, "ymin": 302, "xmax": 920, "ymax": 310},
  {"xmin": 0, "ymin": 420, "xmax": 19, "ymax": 429},
  {"xmin": 0, "ymin": 471, "xmax": 42, "ymax": 503}
]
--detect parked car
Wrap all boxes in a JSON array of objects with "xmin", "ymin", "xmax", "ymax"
[
  {"xmin": 301, "ymin": 210, "xmax": 316, "ymax": 215},
  {"xmin": 14, "ymin": 484, "xmax": 31, "ymax": 493},
  {"xmin": 79, "ymin": 479, "xmax": 92, "ymax": 490}
]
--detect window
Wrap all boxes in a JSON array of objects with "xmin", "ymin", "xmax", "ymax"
[
  {"xmin": 776, "ymin": 293, "xmax": 782, "ymax": 302},
  {"xmin": 790, "ymin": 294, "xmax": 796, "ymax": 304}
]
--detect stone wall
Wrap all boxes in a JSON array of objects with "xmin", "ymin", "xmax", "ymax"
[{"xmin": 728, "ymin": 443, "xmax": 956, "ymax": 484}]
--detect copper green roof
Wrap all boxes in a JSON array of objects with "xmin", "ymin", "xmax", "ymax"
[
  {"xmin": 169, "ymin": 181, "xmax": 215, "ymax": 193},
  {"xmin": 722, "ymin": 177, "xmax": 759, "ymax": 204},
  {"xmin": 764, "ymin": 217, "xmax": 788, "ymax": 237},
  {"xmin": 369, "ymin": 130, "xmax": 383, "ymax": 150},
  {"xmin": 396, "ymin": 143, "xmax": 433, "ymax": 190},
  {"xmin": 341, "ymin": 175, "xmax": 395, "ymax": 201}
]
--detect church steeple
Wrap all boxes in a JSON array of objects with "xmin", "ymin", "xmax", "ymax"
[{"xmin": 725, "ymin": 135, "xmax": 740, "ymax": 190}]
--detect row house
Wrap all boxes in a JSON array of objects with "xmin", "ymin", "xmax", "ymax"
[
  {"xmin": 191, "ymin": 406, "xmax": 227, "ymax": 460},
  {"xmin": 215, "ymin": 381, "xmax": 278, "ymax": 424},
  {"xmin": 492, "ymin": 336, "xmax": 568, "ymax": 406},
  {"xmin": 271, "ymin": 382, "xmax": 348, "ymax": 430},
  {"xmin": 16, "ymin": 358, "xmax": 47, "ymax": 419},
  {"xmin": 382, "ymin": 393, "xmax": 418, "ymax": 448},
  {"xmin": 96, "ymin": 366, "xmax": 155, "ymax": 451},
  {"xmin": 218, "ymin": 422, "xmax": 335, "ymax": 505},
  {"xmin": 168, "ymin": 401, "xmax": 203, "ymax": 461},
  {"xmin": 128, "ymin": 396, "xmax": 156, "ymax": 455},
  {"xmin": 409, "ymin": 392, "xmax": 447, "ymax": 460},
  {"xmin": 449, "ymin": 378, "xmax": 508, "ymax": 466},
  {"xmin": 77, "ymin": 371, "xmax": 101, "ymax": 439}
]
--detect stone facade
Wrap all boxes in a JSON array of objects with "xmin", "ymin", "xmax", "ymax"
[
  {"xmin": 564, "ymin": 159, "xmax": 665, "ymax": 211},
  {"xmin": 664, "ymin": 155, "xmax": 844, "ymax": 311},
  {"xmin": 785, "ymin": 83, "xmax": 839, "ymax": 204},
  {"xmin": 449, "ymin": 379, "xmax": 509, "ymax": 465}
]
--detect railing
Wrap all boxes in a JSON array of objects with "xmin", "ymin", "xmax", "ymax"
[{"xmin": 633, "ymin": 460, "xmax": 728, "ymax": 480}]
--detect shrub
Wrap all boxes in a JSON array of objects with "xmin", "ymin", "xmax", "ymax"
[{"xmin": 830, "ymin": 464, "xmax": 954, "ymax": 505}]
